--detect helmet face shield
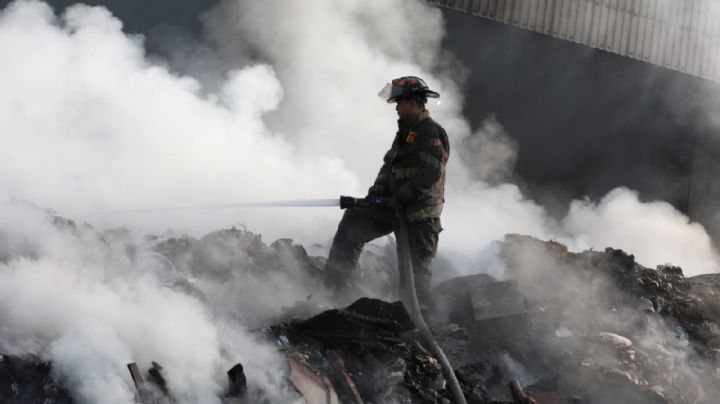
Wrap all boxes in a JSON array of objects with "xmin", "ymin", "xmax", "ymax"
[{"xmin": 378, "ymin": 82, "xmax": 407, "ymax": 103}]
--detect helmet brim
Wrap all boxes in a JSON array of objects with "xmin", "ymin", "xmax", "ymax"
[
  {"xmin": 388, "ymin": 90, "xmax": 441, "ymax": 103},
  {"xmin": 424, "ymin": 90, "xmax": 440, "ymax": 99},
  {"xmin": 378, "ymin": 82, "xmax": 441, "ymax": 103}
]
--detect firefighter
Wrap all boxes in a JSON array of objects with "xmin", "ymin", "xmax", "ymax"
[{"xmin": 324, "ymin": 76, "xmax": 449, "ymax": 308}]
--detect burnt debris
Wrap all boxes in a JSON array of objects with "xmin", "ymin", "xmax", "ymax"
[
  {"xmin": 0, "ymin": 354, "xmax": 74, "ymax": 404},
  {"xmin": 2, "ymin": 223, "xmax": 719, "ymax": 403}
]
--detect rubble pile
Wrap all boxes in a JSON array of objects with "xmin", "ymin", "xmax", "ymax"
[
  {"xmin": 253, "ymin": 235, "xmax": 720, "ymax": 403},
  {"xmin": 151, "ymin": 229, "xmax": 323, "ymax": 283},
  {"xmin": 151, "ymin": 228, "xmax": 396, "ymax": 308},
  {"xmin": 495, "ymin": 235, "xmax": 720, "ymax": 403},
  {"xmin": 1, "ymin": 222, "xmax": 719, "ymax": 403},
  {"xmin": 0, "ymin": 354, "xmax": 74, "ymax": 403}
]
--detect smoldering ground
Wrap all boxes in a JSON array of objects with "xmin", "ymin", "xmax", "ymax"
[
  {"xmin": 497, "ymin": 235, "xmax": 720, "ymax": 403},
  {"xmin": 1, "ymin": 0, "xmax": 720, "ymax": 403}
]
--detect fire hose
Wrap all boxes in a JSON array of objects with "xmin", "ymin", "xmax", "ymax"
[{"xmin": 340, "ymin": 196, "xmax": 468, "ymax": 404}]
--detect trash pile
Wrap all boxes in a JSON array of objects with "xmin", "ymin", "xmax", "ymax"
[{"xmin": 1, "ymin": 220, "xmax": 719, "ymax": 403}]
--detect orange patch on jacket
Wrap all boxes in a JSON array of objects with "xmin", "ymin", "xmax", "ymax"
[{"xmin": 405, "ymin": 131, "xmax": 417, "ymax": 144}]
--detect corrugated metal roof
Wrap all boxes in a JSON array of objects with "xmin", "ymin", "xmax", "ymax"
[{"xmin": 430, "ymin": 0, "xmax": 720, "ymax": 82}]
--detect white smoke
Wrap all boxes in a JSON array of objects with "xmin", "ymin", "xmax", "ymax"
[
  {"xmin": 456, "ymin": 115, "xmax": 518, "ymax": 184},
  {"xmin": 0, "ymin": 202, "xmax": 299, "ymax": 403},
  {"xmin": 560, "ymin": 188, "xmax": 720, "ymax": 275},
  {"xmin": 0, "ymin": 0, "xmax": 719, "ymax": 402},
  {"xmin": 0, "ymin": 0, "xmax": 357, "ymax": 241}
]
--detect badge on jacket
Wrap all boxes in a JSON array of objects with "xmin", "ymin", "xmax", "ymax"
[{"xmin": 405, "ymin": 131, "xmax": 417, "ymax": 144}]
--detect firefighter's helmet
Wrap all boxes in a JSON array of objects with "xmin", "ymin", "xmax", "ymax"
[{"xmin": 378, "ymin": 76, "xmax": 440, "ymax": 103}]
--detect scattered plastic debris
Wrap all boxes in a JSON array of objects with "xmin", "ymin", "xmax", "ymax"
[
  {"xmin": 555, "ymin": 328, "xmax": 574, "ymax": 338},
  {"xmin": 596, "ymin": 332, "xmax": 633, "ymax": 349}
]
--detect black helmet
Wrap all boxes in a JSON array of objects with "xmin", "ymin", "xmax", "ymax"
[{"xmin": 378, "ymin": 76, "xmax": 440, "ymax": 103}]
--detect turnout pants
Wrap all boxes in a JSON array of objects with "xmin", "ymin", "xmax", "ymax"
[{"xmin": 324, "ymin": 205, "xmax": 441, "ymax": 307}]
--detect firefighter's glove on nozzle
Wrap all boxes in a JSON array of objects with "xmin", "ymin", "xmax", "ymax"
[{"xmin": 339, "ymin": 195, "xmax": 390, "ymax": 210}]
